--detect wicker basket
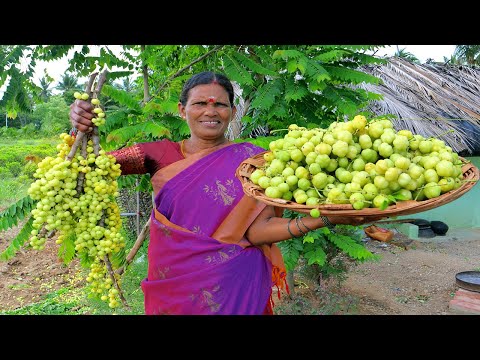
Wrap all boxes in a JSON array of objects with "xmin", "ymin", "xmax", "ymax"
[{"xmin": 235, "ymin": 151, "xmax": 479, "ymax": 219}]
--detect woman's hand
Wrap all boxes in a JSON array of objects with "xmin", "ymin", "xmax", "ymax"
[{"xmin": 70, "ymin": 100, "xmax": 94, "ymax": 133}]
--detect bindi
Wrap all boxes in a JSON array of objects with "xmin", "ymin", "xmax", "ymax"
[{"xmin": 207, "ymin": 96, "xmax": 216, "ymax": 103}]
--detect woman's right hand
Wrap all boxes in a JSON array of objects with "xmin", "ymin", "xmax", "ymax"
[{"xmin": 70, "ymin": 99, "xmax": 94, "ymax": 133}]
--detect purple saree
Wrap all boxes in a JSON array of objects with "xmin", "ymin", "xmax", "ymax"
[{"xmin": 140, "ymin": 142, "xmax": 287, "ymax": 315}]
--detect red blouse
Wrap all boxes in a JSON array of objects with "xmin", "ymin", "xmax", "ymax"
[{"xmin": 109, "ymin": 139, "xmax": 184, "ymax": 177}]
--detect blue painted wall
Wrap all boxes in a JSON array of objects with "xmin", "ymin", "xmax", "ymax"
[{"xmin": 398, "ymin": 157, "xmax": 480, "ymax": 229}]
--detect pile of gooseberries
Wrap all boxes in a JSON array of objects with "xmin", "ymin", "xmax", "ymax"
[{"xmin": 250, "ymin": 115, "xmax": 465, "ymax": 212}]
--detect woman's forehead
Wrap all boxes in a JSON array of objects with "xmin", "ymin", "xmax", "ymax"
[{"xmin": 188, "ymin": 83, "xmax": 229, "ymax": 100}]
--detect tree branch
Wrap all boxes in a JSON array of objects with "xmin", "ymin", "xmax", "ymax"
[{"xmin": 146, "ymin": 45, "xmax": 224, "ymax": 103}]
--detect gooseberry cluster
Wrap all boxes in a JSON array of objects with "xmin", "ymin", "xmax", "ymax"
[
  {"xmin": 251, "ymin": 116, "xmax": 464, "ymax": 211},
  {"xmin": 28, "ymin": 85, "xmax": 126, "ymax": 309}
]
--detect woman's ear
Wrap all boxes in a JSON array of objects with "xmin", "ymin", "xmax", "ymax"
[
  {"xmin": 230, "ymin": 105, "xmax": 237, "ymax": 122},
  {"xmin": 178, "ymin": 102, "xmax": 186, "ymax": 119}
]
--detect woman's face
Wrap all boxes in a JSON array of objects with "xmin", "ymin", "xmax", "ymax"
[{"xmin": 178, "ymin": 83, "xmax": 236, "ymax": 141}]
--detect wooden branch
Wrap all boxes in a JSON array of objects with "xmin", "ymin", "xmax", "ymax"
[
  {"xmin": 95, "ymin": 70, "xmax": 108, "ymax": 95},
  {"xmin": 104, "ymin": 255, "xmax": 130, "ymax": 310},
  {"xmin": 66, "ymin": 131, "xmax": 85, "ymax": 161},
  {"xmin": 38, "ymin": 225, "xmax": 48, "ymax": 238},
  {"xmin": 85, "ymin": 72, "xmax": 99, "ymax": 98},
  {"xmin": 81, "ymin": 132, "xmax": 88, "ymax": 158},
  {"xmin": 115, "ymin": 216, "xmax": 151, "ymax": 275},
  {"xmin": 92, "ymin": 126, "xmax": 100, "ymax": 156},
  {"xmin": 91, "ymin": 70, "xmax": 108, "ymax": 156}
]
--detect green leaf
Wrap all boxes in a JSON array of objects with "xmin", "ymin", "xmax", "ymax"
[
  {"xmin": 0, "ymin": 195, "xmax": 37, "ymax": 231},
  {"xmin": 379, "ymin": 199, "xmax": 389, "ymax": 210},
  {"xmin": 322, "ymin": 86, "xmax": 358, "ymax": 116},
  {"xmin": 250, "ymin": 79, "xmax": 283, "ymax": 110},
  {"xmin": 304, "ymin": 246, "xmax": 327, "ymax": 266},
  {"xmin": 323, "ymin": 64, "xmax": 381, "ymax": 85},
  {"xmin": 106, "ymin": 122, "xmax": 171, "ymax": 144},
  {"xmin": 287, "ymin": 59, "xmax": 297, "ymax": 73},
  {"xmin": 284, "ymin": 77, "xmax": 309, "ymax": 102},
  {"xmin": 305, "ymin": 59, "xmax": 331, "ymax": 83},
  {"xmin": 231, "ymin": 52, "xmax": 277, "ymax": 77},
  {"xmin": 272, "ymin": 49, "xmax": 304, "ymax": 60},
  {"xmin": 223, "ymin": 55, "xmax": 253, "ymax": 85},
  {"xmin": 236, "ymin": 136, "xmax": 279, "ymax": 150},
  {"xmin": 303, "ymin": 235, "xmax": 315, "ymax": 244},
  {"xmin": 0, "ymin": 217, "xmax": 33, "ymax": 261},
  {"xmin": 392, "ymin": 192, "xmax": 411, "ymax": 201},
  {"xmin": 117, "ymin": 174, "xmax": 138, "ymax": 189},
  {"xmin": 327, "ymin": 230, "xmax": 375, "ymax": 261},
  {"xmin": 269, "ymin": 99, "xmax": 288, "ymax": 119},
  {"xmin": 102, "ymin": 84, "xmax": 142, "ymax": 113},
  {"xmin": 58, "ymin": 232, "xmax": 76, "ymax": 265},
  {"xmin": 297, "ymin": 57, "xmax": 308, "ymax": 74},
  {"xmin": 277, "ymin": 237, "xmax": 303, "ymax": 271},
  {"xmin": 141, "ymin": 122, "xmax": 171, "ymax": 138},
  {"xmin": 313, "ymin": 49, "xmax": 349, "ymax": 63}
]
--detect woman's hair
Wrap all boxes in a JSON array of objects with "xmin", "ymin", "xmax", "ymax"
[{"xmin": 179, "ymin": 71, "xmax": 234, "ymax": 107}]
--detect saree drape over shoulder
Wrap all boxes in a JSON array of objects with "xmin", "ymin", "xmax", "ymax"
[{"xmin": 140, "ymin": 142, "xmax": 287, "ymax": 315}]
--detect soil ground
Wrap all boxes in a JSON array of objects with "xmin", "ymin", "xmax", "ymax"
[
  {"xmin": 274, "ymin": 227, "xmax": 480, "ymax": 315},
  {"xmin": 1, "ymin": 220, "xmax": 480, "ymax": 315},
  {"xmin": 0, "ymin": 219, "xmax": 84, "ymax": 312}
]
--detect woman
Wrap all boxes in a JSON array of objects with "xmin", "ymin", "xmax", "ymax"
[{"xmin": 70, "ymin": 71, "xmax": 375, "ymax": 315}]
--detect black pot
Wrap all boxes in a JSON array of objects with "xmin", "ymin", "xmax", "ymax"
[
  {"xmin": 431, "ymin": 221, "xmax": 449, "ymax": 235},
  {"xmin": 411, "ymin": 219, "xmax": 431, "ymax": 229}
]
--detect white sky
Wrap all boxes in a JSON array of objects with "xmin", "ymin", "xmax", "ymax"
[
  {"xmin": 379, "ymin": 45, "xmax": 457, "ymax": 63},
  {"xmin": 0, "ymin": 45, "xmax": 459, "ymax": 100}
]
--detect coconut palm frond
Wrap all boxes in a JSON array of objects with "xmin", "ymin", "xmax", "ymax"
[{"xmin": 360, "ymin": 57, "xmax": 480, "ymax": 154}]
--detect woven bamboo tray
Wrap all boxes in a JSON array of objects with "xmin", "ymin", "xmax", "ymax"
[{"xmin": 235, "ymin": 151, "xmax": 479, "ymax": 219}]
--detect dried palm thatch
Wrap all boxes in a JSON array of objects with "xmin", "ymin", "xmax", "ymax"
[{"xmin": 360, "ymin": 57, "xmax": 480, "ymax": 155}]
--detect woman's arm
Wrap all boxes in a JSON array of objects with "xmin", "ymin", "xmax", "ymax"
[{"xmin": 245, "ymin": 205, "xmax": 381, "ymax": 246}]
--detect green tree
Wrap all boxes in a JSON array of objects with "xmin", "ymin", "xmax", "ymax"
[
  {"xmin": 454, "ymin": 45, "xmax": 480, "ymax": 65},
  {"xmin": 394, "ymin": 46, "xmax": 420, "ymax": 63},
  {"xmin": 32, "ymin": 95, "xmax": 71, "ymax": 135},
  {"xmin": 38, "ymin": 75, "xmax": 54, "ymax": 102},
  {"xmin": 443, "ymin": 54, "xmax": 462, "ymax": 65},
  {"xmin": 55, "ymin": 73, "xmax": 82, "ymax": 103}
]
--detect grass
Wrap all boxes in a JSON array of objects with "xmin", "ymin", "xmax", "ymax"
[
  {"xmin": 0, "ymin": 137, "xmax": 57, "ymax": 208},
  {"xmin": 0, "ymin": 177, "xmax": 30, "ymax": 208}
]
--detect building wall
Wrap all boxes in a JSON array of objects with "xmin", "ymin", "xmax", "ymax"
[{"xmin": 398, "ymin": 156, "xmax": 480, "ymax": 229}]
